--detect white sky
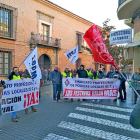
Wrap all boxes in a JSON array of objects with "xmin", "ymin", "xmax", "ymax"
[{"xmin": 49, "ymin": 0, "xmax": 129, "ymax": 31}]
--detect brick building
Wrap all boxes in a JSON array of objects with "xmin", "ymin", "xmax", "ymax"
[{"xmin": 0, "ymin": 0, "xmax": 109, "ymax": 79}]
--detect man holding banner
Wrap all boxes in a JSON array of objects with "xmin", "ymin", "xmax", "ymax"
[{"xmin": 8, "ymin": 67, "xmax": 22, "ymax": 122}]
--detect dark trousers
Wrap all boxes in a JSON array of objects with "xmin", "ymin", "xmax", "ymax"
[
  {"xmin": 53, "ymin": 84, "xmax": 61, "ymax": 101},
  {"xmin": 119, "ymin": 82, "xmax": 126, "ymax": 100}
]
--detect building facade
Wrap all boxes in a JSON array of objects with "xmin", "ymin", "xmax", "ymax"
[
  {"xmin": 0, "ymin": 0, "xmax": 109, "ymax": 79},
  {"xmin": 117, "ymin": 0, "xmax": 140, "ymax": 72}
]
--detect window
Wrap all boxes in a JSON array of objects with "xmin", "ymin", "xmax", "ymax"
[
  {"xmin": 0, "ymin": 51, "xmax": 11, "ymax": 75},
  {"xmin": 0, "ymin": 8, "xmax": 11, "ymax": 38},
  {"xmin": 41, "ymin": 23, "xmax": 50, "ymax": 41},
  {"xmin": 0, "ymin": 3, "xmax": 17, "ymax": 39}
]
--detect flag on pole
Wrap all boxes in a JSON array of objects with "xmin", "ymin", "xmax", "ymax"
[
  {"xmin": 84, "ymin": 24, "xmax": 119, "ymax": 70},
  {"xmin": 24, "ymin": 46, "xmax": 41, "ymax": 83},
  {"xmin": 65, "ymin": 45, "xmax": 79, "ymax": 65}
]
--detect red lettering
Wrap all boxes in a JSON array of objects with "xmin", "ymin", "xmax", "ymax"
[
  {"xmin": 36, "ymin": 91, "xmax": 39, "ymax": 103},
  {"xmin": 23, "ymin": 94, "xmax": 26, "ymax": 108},
  {"xmin": 30, "ymin": 92, "xmax": 35, "ymax": 105},
  {"xmin": 27, "ymin": 93, "xmax": 31, "ymax": 107}
]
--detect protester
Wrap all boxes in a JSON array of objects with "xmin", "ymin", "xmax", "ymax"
[
  {"xmin": 0, "ymin": 101, "xmax": 1, "ymax": 131},
  {"xmin": 41, "ymin": 68, "xmax": 45, "ymax": 86},
  {"xmin": 102, "ymin": 68, "xmax": 107, "ymax": 78},
  {"xmin": 107, "ymin": 67, "xmax": 114, "ymax": 78},
  {"xmin": 73, "ymin": 69, "xmax": 77, "ymax": 77},
  {"xmin": 98, "ymin": 68, "xmax": 105, "ymax": 79},
  {"xmin": 86, "ymin": 66, "xmax": 92, "ymax": 77},
  {"xmin": 49, "ymin": 65, "xmax": 62, "ymax": 103},
  {"xmin": 119, "ymin": 69, "xmax": 127, "ymax": 101},
  {"xmin": 77, "ymin": 65, "xmax": 88, "ymax": 101},
  {"xmin": 22, "ymin": 69, "xmax": 37, "ymax": 114},
  {"xmin": 131, "ymin": 68, "xmax": 140, "ymax": 104},
  {"xmin": 19, "ymin": 69, "xmax": 23, "ymax": 76},
  {"xmin": 8, "ymin": 67, "xmax": 23, "ymax": 122},
  {"xmin": 77, "ymin": 65, "xmax": 88, "ymax": 79},
  {"xmin": 112, "ymin": 70, "xmax": 126, "ymax": 102},
  {"xmin": 90, "ymin": 68, "xmax": 104, "ymax": 103},
  {"xmin": 47, "ymin": 69, "xmax": 51, "ymax": 81},
  {"xmin": 71, "ymin": 69, "xmax": 74, "ymax": 75},
  {"xmin": 0, "ymin": 80, "xmax": 6, "ymax": 131},
  {"xmin": 62, "ymin": 66, "xmax": 73, "ymax": 102}
]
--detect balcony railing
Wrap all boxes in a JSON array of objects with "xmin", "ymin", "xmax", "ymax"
[
  {"xmin": 34, "ymin": 34, "xmax": 61, "ymax": 48},
  {"xmin": 118, "ymin": 0, "xmax": 126, "ymax": 7}
]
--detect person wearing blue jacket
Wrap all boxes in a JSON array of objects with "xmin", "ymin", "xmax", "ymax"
[
  {"xmin": 49, "ymin": 65, "xmax": 62, "ymax": 103},
  {"xmin": 107, "ymin": 67, "xmax": 114, "ymax": 78}
]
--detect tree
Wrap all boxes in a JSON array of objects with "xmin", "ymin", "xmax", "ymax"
[{"xmin": 101, "ymin": 19, "xmax": 133, "ymax": 69}]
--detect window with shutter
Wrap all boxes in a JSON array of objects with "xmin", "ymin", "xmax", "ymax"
[{"xmin": 0, "ymin": 51, "xmax": 11, "ymax": 75}]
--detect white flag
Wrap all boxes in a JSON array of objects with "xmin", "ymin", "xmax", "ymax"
[
  {"xmin": 65, "ymin": 45, "xmax": 79, "ymax": 65},
  {"xmin": 24, "ymin": 46, "xmax": 41, "ymax": 83}
]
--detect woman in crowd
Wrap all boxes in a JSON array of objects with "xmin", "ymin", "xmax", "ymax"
[{"xmin": 131, "ymin": 68, "xmax": 140, "ymax": 104}]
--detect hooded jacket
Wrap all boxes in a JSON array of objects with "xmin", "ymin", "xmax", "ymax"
[{"xmin": 77, "ymin": 66, "xmax": 88, "ymax": 78}]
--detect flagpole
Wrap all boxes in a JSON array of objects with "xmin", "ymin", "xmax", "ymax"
[
  {"xmin": 18, "ymin": 46, "xmax": 37, "ymax": 69},
  {"xmin": 119, "ymin": 72, "xmax": 140, "ymax": 97}
]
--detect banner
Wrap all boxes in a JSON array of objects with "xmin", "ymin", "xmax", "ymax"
[
  {"xmin": 110, "ymin": 28, "xmax": 132, "ymax": 45},
  {"xmin": 65, "ymin": 45, "xmax": 78, "ymax": 65},
  {"xmin": 83, "ymin": 24, "xmax": 119, "ymax": 70},
  {"xmin": 1, "ymin": 79, "xmax": 40, "ymax": 114},
  {"xmin": 63, "ymin": 77, "xmax": 120, "ymax": 99},
  {"xmin": 24, "ymin": 46, "xmax": 42, "ymax": 84}
]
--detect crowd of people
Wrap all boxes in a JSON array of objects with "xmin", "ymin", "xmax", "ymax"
[
  {"xmin": 0, "ymin": 65, "xmax": 139, "ymax": 126},
  {"xmin": 49, "ymin": 65, "xmax": 129, "ymax": 103},
  {"xmin": 48, "ymin": 65, "xmax": 140, "ymax": 105}
]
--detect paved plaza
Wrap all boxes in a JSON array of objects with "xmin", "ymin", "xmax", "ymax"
[{"xmin": 0, "ymin": 83, "xmax": 140, "ymax": 140}]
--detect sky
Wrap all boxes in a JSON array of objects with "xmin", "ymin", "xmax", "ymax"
[{"xmin": 48, "ymin": 0, "xmax": 129, "ymax": 31}]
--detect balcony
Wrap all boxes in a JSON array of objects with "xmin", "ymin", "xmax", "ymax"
[
  {"xmin": 32, "ymin": 34, "xmax": 61, "ymax": 48},
  {"xmin": 117, "ymin": 0, "xmax": 140, "ymax": 20}
]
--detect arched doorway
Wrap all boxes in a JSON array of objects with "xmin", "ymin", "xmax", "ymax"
[{"xmin": 38, "ymin": 54, "xmax": 51, "ymax": 70}]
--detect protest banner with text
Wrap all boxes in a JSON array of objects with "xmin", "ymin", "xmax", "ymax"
[
  {"xmin": 63, "ymin": 77, "xmax": 120, "ymax": 99},
  {"xmin": 1, "ymin": 79, "xmax": 40, "ymax": 114}
]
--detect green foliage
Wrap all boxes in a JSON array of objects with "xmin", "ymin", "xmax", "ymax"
[{"xmin": 101, "ymin": 19, "xmax": 133, "ymax": 68}]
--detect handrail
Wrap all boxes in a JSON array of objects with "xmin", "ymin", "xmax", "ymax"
[{"xmin": 34, "ymin": 34, "xmax": 61, "ymax": 48}]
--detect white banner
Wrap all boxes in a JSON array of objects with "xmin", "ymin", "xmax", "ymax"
[
  {"xmin": 65, "ymin": 45, "xmax": 78, "ymax": 65},
  {"xmin": 1, "ymin": 79, "xmax": 40, "ymax": 114},
  {"xmin": 110, "ymin": 28, "xmax": 132, "ymax": 45},
  {"xmin": 24, "ymin": 46, "xmax": 41, "ymax": 84},
  {"xmin": 63, "ymin": 77, "xmax": 121, "ymax": 99}
]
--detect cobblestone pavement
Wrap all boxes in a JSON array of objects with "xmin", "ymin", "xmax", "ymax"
[{"xmin": 0, "ymin": 83, "xmax": 140, "ymax": 140}]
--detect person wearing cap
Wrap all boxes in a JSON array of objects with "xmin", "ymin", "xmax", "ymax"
[
  {"xmin": 49, "ymin": 65, "xmax": 62, "ymax": 103},
  {"xmin": 62, "ymin": 66, "xmax": 73, "ymax": 102},
  {"xmin": 86, "ymin": 66, "xmax": 92, "ymax": 77},
  {"xmin": 107, "ymin": 67, "xmax": 115, "ymax": 78}
]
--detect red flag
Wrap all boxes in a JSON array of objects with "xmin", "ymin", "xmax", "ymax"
[{"xmin": 84, "ymin": 24, "xmax": 119, "ymax": 70}]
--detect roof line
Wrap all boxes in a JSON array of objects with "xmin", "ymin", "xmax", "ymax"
[{"xmin": 44, "ymin": 0, "xmax": 103, "ymax": 29}]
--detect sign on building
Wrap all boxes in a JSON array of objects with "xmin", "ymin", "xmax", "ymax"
[{"xmin": 110, "ymin": 28, "xmax": 132, "ymax": 45}]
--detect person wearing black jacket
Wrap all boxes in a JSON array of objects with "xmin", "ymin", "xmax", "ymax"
[
  {"xmin": 119, "ymin": 69, "xmax": 127, "ymax": 101},
  {"xmin": 77, "ymin": 65, "xmax": 88, "ymax": 101},
  {"xmin": 77, "ymin": 65, "xmax": 88, "ymax": 78}
]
